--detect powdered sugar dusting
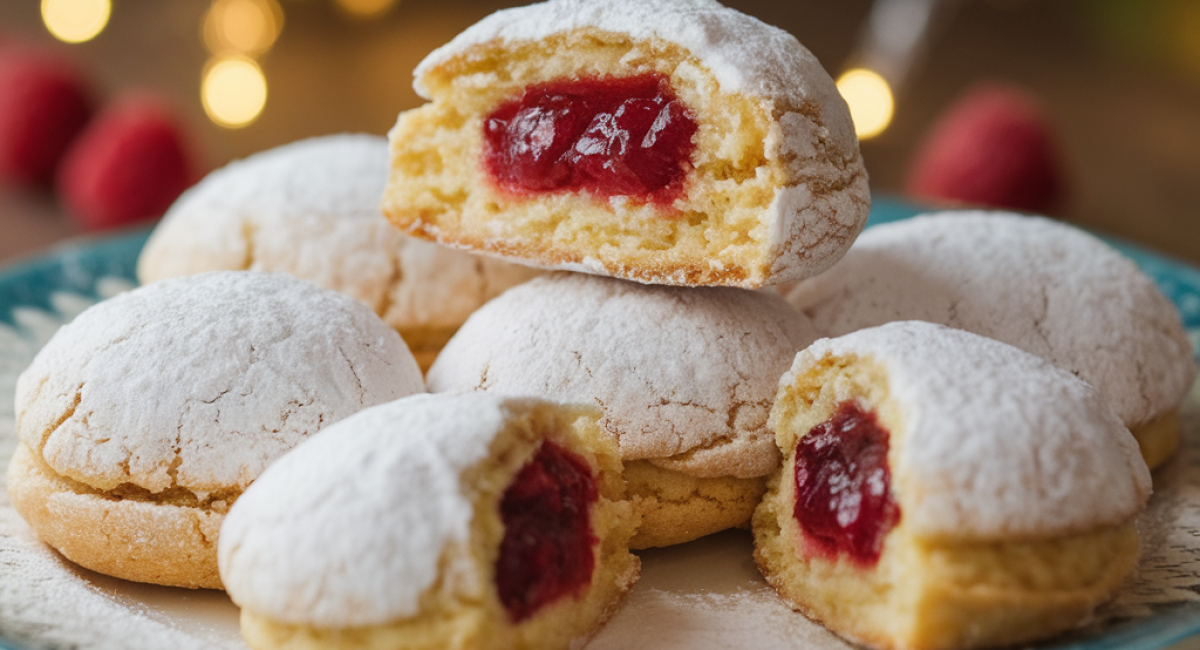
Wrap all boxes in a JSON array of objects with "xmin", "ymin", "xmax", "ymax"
[
  {"xmin": 787, "ymin": 211, "xmax": 1196, "ymax": 428},
  {"xmin": 1, "ymin": 282, "xmax": 245, "ymax": 650},
  {"xmin": 16, "ymin": 271, "xmax": 424, "ymax": 494},
  {"xmin": 591, "ymin": 587, "xmax": 846, "ymax": 649},
  {"xmin": 147, "ymin": 134, "xmax": 389, "ymax": 257},
  {"xmin": 218, "ymin": 393, "xmax": 516, "ymax": 627},
  {"xmin": 427, "ymin": 273, "xmax": 819, "ymax": 478},
  {"xmin": 0, "ymin": 510, "xmax": 241, "ymax": 650},
  {"xmin": 789, "ymin": 321, "xmax": 1151, "ymax": 540},
  {"xmin": 415, "ymin": 0, "xmax": 851, "ymax": 142},
  {"xmin": 138, "ymin": 135, "xmax": 542, "ymax": 333}
]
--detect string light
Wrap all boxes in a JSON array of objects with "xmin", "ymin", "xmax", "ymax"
[
  {"xmin": 203, "ymin": 0, "xmax": 284, "ymax": 56},
  {"xmin": 202, "ymin": 55, "xmax": 268, "ymax": 128},
  {"xmin": 836, "ymin": 68, "xmax": 895, "ymax": 140},
  {"xmin": 333, "ymin": 0, "xmax": 400, "ymax": 19},
  {"xmin": 41, "ymin": 0, "xmax": 111, "ymax": 44}
]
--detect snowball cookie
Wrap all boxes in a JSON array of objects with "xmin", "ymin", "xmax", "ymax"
[
  {"xmin": 427, "ymin": 272, "xmax": 820, "ymax": 548},
  {"xmin": 137, "ymin": 133, "xmax": 542, "ymax": 370},
  {"xmin": 7, "ymin": 271, "xmax": 425, "ymax": 589},
  {"xmin": 382, "ymin": 0, "xmax": 870, "ymax": 289},
  {"xmin": 753, "ymin": 321, "xmax": 1151, "ymax": 650},
  {"xmin": 219, "ymin": 392, "xmax": 639, "ymax": 650},
  {"xmin": 786, "ymin": 211, "xmax": 1196, "ymax": 470}
]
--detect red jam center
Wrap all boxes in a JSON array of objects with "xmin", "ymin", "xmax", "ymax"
[
  {"xmin": 793, "ymin": 401, "xmax": 900, "ymax": 567},
  {"xmin": 496, "ymin": 439, "xmax": 599, "ymax": 622},
  {"xmin": 482, "ymin": 74, "xmax": 697, "ymax": 205}
]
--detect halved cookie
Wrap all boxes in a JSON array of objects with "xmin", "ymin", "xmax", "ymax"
[
  {"xmin": 753, "ymin": 321, "xmax": 1151, "ymax": 650},
  {"xmin": 218, "ymin": 392, "xmax": 639, "ymax": 650},
  {"xmin": 382, "ymin": 0, "xmax": 869, "ymax": 288}
]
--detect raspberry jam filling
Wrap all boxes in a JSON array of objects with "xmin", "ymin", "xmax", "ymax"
[
  {"xmin": 793, "ymin": 401, "xmax": 900, "ymax": 567},
  {"xmin": 482, "ymin": 74, "xmax": 697, "ymax": 205},
  {"xmin": 496, "ymin": 439, "xmax": 599, "ymax": 622}
]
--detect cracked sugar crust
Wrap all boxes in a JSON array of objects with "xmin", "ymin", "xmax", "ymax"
[
  {"xmin": 415, "ymin": 0, "xmax": 854, "ymax": 145},
  {"xmin": 406, "ymin": 0, "xmax": 870, "ymax": 288},
  {"xmin": 786, "ymin": 211, "xmax": 1197, "ymax": 429},
  {"xmin": 427, "ymin": 272, "xmax": 820, "ymax": 478},
  {"xmin": 783, "ymin": 321, "xmax": 1151, "ymax": 541},
  {"xmin": 137, "ymin": 134, "xmax": 542, "ymax": 333},
  {"xmin": 218, "ymin": 394, "xmax": 503, "ymax": 627},
  {"xmin": 15, "ymin": 271, "xmax": 425, "ymax": 495}
]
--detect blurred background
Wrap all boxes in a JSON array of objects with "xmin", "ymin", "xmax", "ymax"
[{"xmin": 1, "ymin": 0, "xmax": 1199, "ymax": 266}]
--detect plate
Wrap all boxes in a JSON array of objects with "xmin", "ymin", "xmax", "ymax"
[{"xmin": 4, "ymin": 197, "xmax": 1200, "ymax": 650}]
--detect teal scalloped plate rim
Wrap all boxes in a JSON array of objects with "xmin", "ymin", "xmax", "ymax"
[
  {"xmin": 4, "ymin": 197, "xmax": 1200, "ymax": 336},
  {"xmin": 2, "ymin": 195, "xmax": 1200, "ymax": 650}
]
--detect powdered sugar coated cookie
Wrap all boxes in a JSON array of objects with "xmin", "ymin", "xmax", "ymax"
[
  {"xmin": 220, "ymin": 392, "xmax": 639, "ymax": 650},
  {"xmin": 8, "ymin": 271, "xmax": 424, "ymax": 588},
  {"xmin": 787, "ymin": 211, "xmax": 1195, "ymax": 467},
  {"xmin": 755, "ymin": 320, "xmax": 1151, "ymax": 650},
  {"xmin": 384, "ymin": 0, "xmax": 869, "ymax": 288},
  {"xmin": 138, "ymin": 134, "xmax": 541, "ymax": 369}
]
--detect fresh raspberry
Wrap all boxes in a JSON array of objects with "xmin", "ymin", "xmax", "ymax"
[
  {"xmin": 906, "ymin": 84, "xmax": 1064, "ymax": 215},
  {"xmin": 57, "ymin": 94, "xmax": 196, "ymax": 230},
  {"xmin": 0, "ymin": 47, "xmax": 93, "ymax": 187}
]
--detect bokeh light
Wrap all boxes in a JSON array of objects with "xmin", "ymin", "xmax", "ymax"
[
  {"xmin": 202, "ymin": 56, "xmax": 268, "ymax": 128},
  {"xmin": 203, "ymin": 0, "xmax": 283, "ymax": 56},
  {"xmin": 1169, "ymin": 0, "xmax": 1200, "ymax": 76},
  {"xmin": 41, "ymin": 0, "xmax": 111, "ymax": 44},
  {"xmin": 836, "ymin": 68, "xmax": 895, "ymax": 140},
  {"xmin": 333, "ymin": 0, "xmax": 400, "ymax": 19}
]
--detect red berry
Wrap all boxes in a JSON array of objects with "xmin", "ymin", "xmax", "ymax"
[
  {"xmin": 0, "ymin": 47, "xmax": 93, "ymax": 187},
  {"xmin": 57, "ymin": 94, "xmax": 196, "ymax": 230},
  {"xmin": 906, "ymin": 84, "xmax": 1064, "ymax": 214}
]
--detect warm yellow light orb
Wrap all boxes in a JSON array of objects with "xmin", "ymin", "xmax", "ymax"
[
  {"xmin": 203, "ymin": 0, "xmax": 283, "ymax": 56},
  {"xmin": 42, "ymin": 0, "xmax": 111, "ymax": 44},
  {"xmin": 836, "ymin": 68, "xmax": 895, "ymax": 140},
  {"xmin": 202, "ymin": 56, "xmax": 268, "ymax": 128},
  {"xmin": 333, "ymin": 0, "xmax": 399, "ymax": 19}
]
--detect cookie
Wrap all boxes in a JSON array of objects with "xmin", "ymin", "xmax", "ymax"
[
  {"xmin": 427, "ymin": 272, "xmax": 819, "ymax": 547},
  {"xmin": 218, "ymin": 392, "xmax": 639, "ymax": 650},
  {"xmin": 137, "ymin": 134, "xmax": 542, "ymax": 370},
  {"xmin": 382, "ymin": 0, "xmax": 869, "ymax": 288},
  {"xmin": 753, "ymin": 321, "xmax": 1151, "ymax": 650},
  {"xmin": 786, "ymin": 211, "xmax": 1196, "ymax": 469},
  {"xmin": 7, "ymin": 271, "xmax": 425, "ymax": 589}
]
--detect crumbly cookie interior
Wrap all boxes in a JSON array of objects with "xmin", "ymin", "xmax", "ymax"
[{"xmin": 384, "ymin": 28, "xmax": 795, "ymax": 287}]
